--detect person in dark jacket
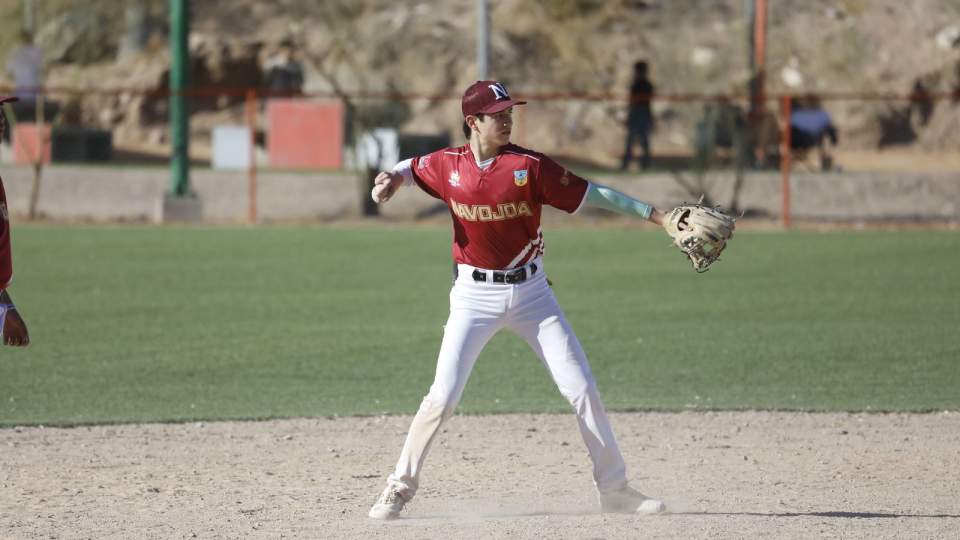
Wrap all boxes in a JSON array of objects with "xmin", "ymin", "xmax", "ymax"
[{"xmin": 621, "ymin": 60, "xmax": 655, "ymax": 171}]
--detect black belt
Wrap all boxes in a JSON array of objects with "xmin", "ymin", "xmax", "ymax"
[{"xmin": 471, "ymin": 263, "xmax": 538, "ymax": 284}]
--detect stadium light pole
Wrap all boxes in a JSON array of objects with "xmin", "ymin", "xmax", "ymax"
[
  {"xmin": 747, "ymin": 0, "xmax": 767, "ymax": 128},
  {"xmin": 169, "ymin": 0, "xmax": 190, "ymax": 197},
  {"xmin": 477, "ymin": 0, "xmax": 489, "ymax": 80},
  {"xmin": 156, "ymin": 0, "xmax": 201, "ymax": 222}
]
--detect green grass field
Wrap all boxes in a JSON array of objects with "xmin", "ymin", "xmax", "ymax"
[{"xmin": 1, "ymin": 225, "xmax": 958, "ymax": 426}]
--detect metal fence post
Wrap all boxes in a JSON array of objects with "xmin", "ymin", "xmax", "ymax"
[{"xmin": 780, "ymin": 94, "xmax": 792, "ymax": 228}]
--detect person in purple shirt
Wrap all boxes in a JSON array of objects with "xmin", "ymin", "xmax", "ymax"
[{"xmin": 790, "ymin": 94, "xmax": 838, "ymax": 171}]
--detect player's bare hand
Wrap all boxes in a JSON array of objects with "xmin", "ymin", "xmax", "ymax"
[
  {"xmin": 2, "ymin": 309, "xmax": 29, "ymax": 347},
  {"xmin": 371, "ymin": 171, "xmax": 403, "ymax": 204}
]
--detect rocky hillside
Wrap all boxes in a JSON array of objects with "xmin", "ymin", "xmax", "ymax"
[{"xmin": 1, "ymin": 0, "xmax": 958, "ymax": 165}]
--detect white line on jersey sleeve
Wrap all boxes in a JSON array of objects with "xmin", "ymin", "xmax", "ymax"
[
  {"xmin": 572, "ymin": 181, "xmax": 591, "ymax": 214},
  {"xmin": 502, "ymin": 150, "xmax": 541, "ymax": 162}
]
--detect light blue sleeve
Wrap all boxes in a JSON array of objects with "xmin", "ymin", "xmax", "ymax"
[{"xmin": 583, "ymin": 182, "xmax": 653, "ymax": 220}]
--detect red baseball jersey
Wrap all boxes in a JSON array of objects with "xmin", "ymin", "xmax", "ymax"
[
  {"xmin": 411, "ymin": 143, "xmax": 588, "ymax": 269},
  {"xmin": 0, "ymin": 177, "xmax": 12, "ymax": 289}
]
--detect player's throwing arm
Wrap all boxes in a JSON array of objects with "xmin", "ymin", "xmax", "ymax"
[{"xmin": 371, "ymin": 166, "xmax": 412, "ymax": 204}]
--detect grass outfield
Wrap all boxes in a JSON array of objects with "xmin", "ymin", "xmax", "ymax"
[{"xmin": 1, "ymin": 225, "xmax": 958, "ymax": 426}]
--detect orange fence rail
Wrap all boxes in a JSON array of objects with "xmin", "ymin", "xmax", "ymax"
[
  {"xmin": 2, "ymin": 84, "xmax": 957, "ymax": 226},
  {"xmin": 3, "ymin": 84, "xmax": 957, "ymax": 102}
]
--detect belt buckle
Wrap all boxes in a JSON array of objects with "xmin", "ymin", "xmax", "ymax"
[{"xmin": 505, "ymin": 268, "xmax": 526, "ymax": 284}]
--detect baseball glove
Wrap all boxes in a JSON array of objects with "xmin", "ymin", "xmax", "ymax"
[{"xmin": 663, "ymin": 202, "xmax": 736, "ymax": 273}]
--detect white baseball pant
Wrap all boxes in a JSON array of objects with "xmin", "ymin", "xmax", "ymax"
[{"xmin": 387, "ymin": 257, "xmax": 629, "ymax": 497}]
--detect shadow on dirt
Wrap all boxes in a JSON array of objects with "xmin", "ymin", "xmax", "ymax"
[{"xmin": 679, "ymin": 511, "xmax": 960, "ymax": 519}]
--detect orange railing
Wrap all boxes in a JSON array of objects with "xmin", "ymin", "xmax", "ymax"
[{"xmin": 2, "ymin": 84, "xmax": 957, "ymax": 225}]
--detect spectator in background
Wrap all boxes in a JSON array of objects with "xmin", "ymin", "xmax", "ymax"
[
  {"xmin": 790, "ymin": 93, "xmax": 838, "ymax": 171},
  {"xmin": 4, "ymin": 28, "xmax": 58, "ymax": 139},
  {"xmin": 621, "ymin": 60, "xmax": 655, "ymax": 171},
  {"xmin": 909, "ymin": 79, "xmax": 934, "ymax": 126},
  {"xmin": 264, "ymin": 39, "xmax": 305, "ymax": 96},
  {"xmin": 5, "ymin": 30, "xmax": 43, "ymax": 103}
]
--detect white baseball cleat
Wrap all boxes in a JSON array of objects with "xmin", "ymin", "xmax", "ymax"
[
  {"xmin": 368, "ymin": 485, "xmax": 410, "ymax": 520},
  {"xmin": 599, "ymin": 485, "xmax": 667, "ymax": 514}
]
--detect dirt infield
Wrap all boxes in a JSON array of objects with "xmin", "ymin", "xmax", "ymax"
[{"xmin": 2, "ymin": 411, "xmax": 959, "ymax": 539}]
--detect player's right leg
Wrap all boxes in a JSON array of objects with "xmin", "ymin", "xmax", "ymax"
[{"xmin": 369, "ymin": 280, "xmax": 506, "ymax": 519}]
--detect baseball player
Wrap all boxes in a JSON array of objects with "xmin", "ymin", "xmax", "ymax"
[
  {"xmin": 0, "ymin": 96, "xmax": 30, "ymax": 347},
  {"xmin": 368, "ymin": 81, "xmax": 667, "ymax": 519}
]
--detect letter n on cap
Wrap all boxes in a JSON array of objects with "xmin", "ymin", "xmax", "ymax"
[{"xmin": 489, "ymin": 83, "xmax": 509, "ymax": 100}]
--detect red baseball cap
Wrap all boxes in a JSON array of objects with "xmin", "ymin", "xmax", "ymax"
[
  {"xmin": 461, "ymin": 80, "xmax": 526, "ymax": 117},
  {"xmin": 0, "ymin": 96, "xmax": 18, "ymax": 104}
]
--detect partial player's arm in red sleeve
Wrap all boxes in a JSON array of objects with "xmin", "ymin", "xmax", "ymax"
[
  {"xmin": 0, "ymin": 180, "xmax": 29, "ymax": 347},
  {"xmin": 370, "ymin": 150, "xmax": 447, "ymax": 204},
  {"xmin": 537, "ymin": 155, "xmax": 589, "ymax": 213},
  {"xmin": 0, "ymin": 180, "xmax": 13, "ymax": 289},
  {"xmin": 409, "ymin": 150, "xmax": 447, "ymax": 201}
]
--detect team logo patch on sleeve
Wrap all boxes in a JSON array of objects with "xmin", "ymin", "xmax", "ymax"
[{"xmin": 513, "ymin": 170, "xmax": 528, "ymax": 187}]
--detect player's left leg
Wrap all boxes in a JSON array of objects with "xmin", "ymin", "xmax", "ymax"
[
  {"xmin": 508, "ymin": 273, "xmax": 665, "ymax": 514},
  {"xmin": 507, "ymin": 274, "xmax": 626, "ymax": 492}
]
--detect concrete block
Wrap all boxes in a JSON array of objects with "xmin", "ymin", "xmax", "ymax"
[{"xmin": 154, "ymin": 193, "xmax": 203, "ymax": 224}]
